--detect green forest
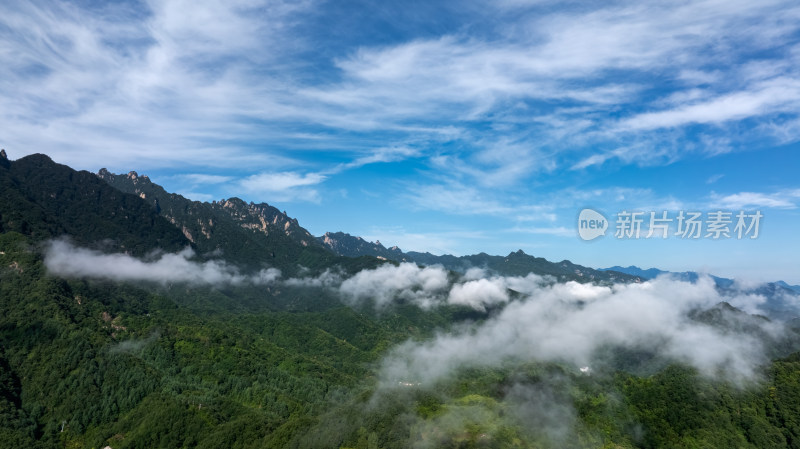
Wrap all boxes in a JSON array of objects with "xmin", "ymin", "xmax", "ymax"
[{"xmin": 2, "ymin": 154, "xmax": 800, "ymax": 448}]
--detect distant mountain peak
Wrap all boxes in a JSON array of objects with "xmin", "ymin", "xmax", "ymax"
[
  {"xmin": 125, "ymin": 170, "xmax": 150, "ymax": 182},
  {"xmin": 318, "ymin": 232, "xmax": 407, "ymax": 260},
  {"xmin": 18, "ymin": 153, "xmax": 55, "ymax": 165}
]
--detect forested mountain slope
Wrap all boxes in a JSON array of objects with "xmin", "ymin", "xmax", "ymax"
[
  {"xmin": 0, "ymin": 152, "xmax": 187, "ymax": 255},
  {"xmin": 1, "ymin": 152, "xmax": 799, "ymax": 449}
]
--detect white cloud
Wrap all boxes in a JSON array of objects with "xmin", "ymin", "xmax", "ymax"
[
  {"xmin": 403, "ymin": 181, "xmax": 555, "ymax": 220},
  {"xmin": 176, "ymin": 191, "xmax": 215, "ymax": 202},
  {"xmin": 283, "ymin": 268, "xmax": 343, "ymax": 288},
  {"xmin": 619, "ymin": 77, "xmax": 800, "ymax": 131},
  {"xmin": 462, "ymin": 267, "xmax": 488, "ymax": 281},
  {"xmin": 447, "ymin": 278, "xmax": 510, "ymax": 311},
  {"xmin": 175, "ymin": 174, "xmax": 235, "ymax": 185},
  {"xmin": 335, "ymin": 262, "xmax": 554, "ymax": 312},
  {"xmin": 710, "ymin": 190, "xmax": 800, "ymax": 209},
  {"xmin": 339, "ymin": 263, "xmax": 450, "ymax": 309},
  {"xmin": 241, "ymin": 171, "xmax": 326, "ymax": 191},
  {"xmin": 379, "ymin": 276, "xmax": 783, "ymax": 387},
  {"xmin": 330, "ymin": 146, "xmax": 420, "ymax": 173},
  {"xmin": 44, "ymin": 239, "xmax": 281, "ymax": 286},
  {"xmin": 239, "ymin": 171, "xmax": 326, "ymax": 203},
  {"xmin": 1, "ymin": 1, "xmax": 797, "ymax": 178},
  {"xmin": 0, "ymin": 0, "xmax": 321, "ymax": 171}
]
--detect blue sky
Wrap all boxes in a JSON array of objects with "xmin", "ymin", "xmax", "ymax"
[{"xmin": 2, "ymin": 0, "xmax": 800, "ymax": 282}]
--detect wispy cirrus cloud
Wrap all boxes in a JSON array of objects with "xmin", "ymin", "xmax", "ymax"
[
  {"xmin": 709, "ymin": 190, "xmax": 800, "ymax": 210},
  {"xmin": 618, "ymin": 78, "xmax": 800, "ymax": 132},
  {"xmin": 402, "ymin": 181, "xmax": 556, "ymax": 220},
  {"xmin": 239, "ymin": 171, "xmax": 327, "ymax": 203},
  {"xmin": 174, "ymin": 174, "xmax": 235, "ymax": 185},
  {"xmin": 0, "ymin": 0, "xmax": 335, "ymax": 171},
  {"xmin": 327, "ymin": 146, "xmax": 420, "ymax": 173},
  {"xmin": 5, "ymin": 0, "xmax": 799, "ymax": 176}
]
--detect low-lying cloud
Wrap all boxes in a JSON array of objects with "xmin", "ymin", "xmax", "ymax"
[
  {"xmin": 334, "ymin": 262, "xmax": 551, "ymax": 311},
  {"xmin": 379, "ymin": 276, "xmax": 784, "ymax": 386},
  {"xmin": 44, "ymin": 239, "xmax": 791, "ymax": 386},
  {"xmin": 283, "ymin": 268, "xmax": 343, "ymax": 288},
  {"xmin": 44, "ymin": 239, "xmax": 281, "ymax": 286},
  {"xmin": 447, "ymin": 277, "xmax": 508, "ymax": 311},
  {"xmin": 109, "ymin": 330, "xmax": 161, "ymax": 354},
  {"xmin": 338, "ymin": 263, "xmax": 450, "ymax": 309}
]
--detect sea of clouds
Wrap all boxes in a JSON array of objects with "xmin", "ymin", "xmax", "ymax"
[{"xmin": 45, "ymin": 240, "xmax": 787, "ymax": 386}]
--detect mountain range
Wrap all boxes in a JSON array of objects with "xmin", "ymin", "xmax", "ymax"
[
  {"xmin": 6, "ymin": 150, "xmax": 795, "ymax": 309},
  {"xmin": 3, "ymin": 150, "xmax": 796, "ymax": 315},
  {"xmin": 96, "ymin": 161, "xmax": 639, "ymax": 284},
  {"xmin": 602, "ymin": 265, "xmax": 800, "ymax": 320},
  {"xmin": 600, "ymin": 265, "xmax": 736, "ymax": 286}
]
